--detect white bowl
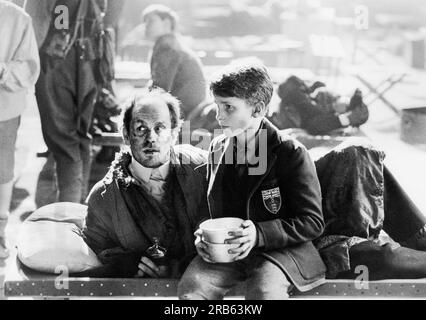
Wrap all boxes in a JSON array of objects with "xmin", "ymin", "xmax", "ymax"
[
  {"xmin": 199, "ymin": 217, "xmax": 244, "ymax": 244},
  {"xmin": 204, "ymin": 241, "xmax": 240, "ymax": 263}
]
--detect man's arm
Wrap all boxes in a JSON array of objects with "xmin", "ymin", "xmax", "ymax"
[
  {"xmin": 83, "ymin": 186, "xmax": 117, "ymax": 256},
  {"xmin": 0, "ymin": 14, "xmax": 40, "ymax": 92},
  {"xmin": 256, "ymin": 143, "xmax": 325, "ymax": 250}
]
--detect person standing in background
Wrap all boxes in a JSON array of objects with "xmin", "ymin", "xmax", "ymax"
[
  {"xmin": 142, "ymin": 5, "xmax": 208, "ymax": 126},
  {"xmin": 0, "ymin": 0, "xmax": 40, "ymax": 257},
  {"xmin": 35, "ymin": 0, "xmax": 108, "ymax": 204}
]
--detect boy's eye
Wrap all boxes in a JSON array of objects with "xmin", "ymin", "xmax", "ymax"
[{"xmin": 225, "ymin": 104, "xmax": 234, "ymax": 112}]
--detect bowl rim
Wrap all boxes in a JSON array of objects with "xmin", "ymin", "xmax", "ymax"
[{"xmin": 199, "ymin": 217, "xmax": 244, "ymax": 231}]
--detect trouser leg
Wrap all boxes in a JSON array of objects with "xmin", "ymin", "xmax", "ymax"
[
  {"xmin": 36, "ymin": 49, "xmax": 97, "ymax": 203},
  {"xmin": 245, "ymin": 255, "xmax": 292, "ymax": 300},
  {"xmin": 303, "ymin": 113, "xmax": 343, "ymax": 136},
  {"xmin": 382, "ymin": 166, "xmax": 426, "ymax": 246},
  {"xmin": 338, "ymin": 241, "xmax": 426, "ymax": 280},
  {"xmin": 178, "ymin": 255, "xmax": 245, "ymax": 300},
  {"xmin": 0, "ymin": 117, "xmax": 20, "ymax": 257},
  {"xmin": 76, "ymin": 53, "xmax": 97, "ymax": 201}
]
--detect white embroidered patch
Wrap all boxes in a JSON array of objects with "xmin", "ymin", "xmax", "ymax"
[{"xmin": 261, "ymin": 187, "xmax": 282, "ymax": 214}]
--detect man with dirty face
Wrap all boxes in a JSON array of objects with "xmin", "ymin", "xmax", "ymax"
[{"xmin": 83, "ymin": 88, "xmax": 209, "ymax": 278}]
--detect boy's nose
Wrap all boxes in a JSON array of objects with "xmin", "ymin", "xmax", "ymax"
[{"xmin": 216, "ymin": 107, "xmax": 226, "ymax": 122}]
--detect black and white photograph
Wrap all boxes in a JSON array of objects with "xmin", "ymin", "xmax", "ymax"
[{"xmin": 1, "ymin": 0, "xmax": 426, "ymax": 305}]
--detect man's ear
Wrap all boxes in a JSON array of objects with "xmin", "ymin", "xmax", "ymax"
[
  {"xmin": 252, "ymin": 102, "xmax": 266, "ymax": 118},
  {"xmin": 122, "ymin": 126, "xmax": 131, "ymax": 146}
]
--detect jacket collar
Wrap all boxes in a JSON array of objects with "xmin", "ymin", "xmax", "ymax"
[
  {"xmin": 128, "ymin": 158, "xmax": 170, "ymax": 185},
  {"xmin": 104, "ymin": 147, "xmax": 187, "ymax": 189}
]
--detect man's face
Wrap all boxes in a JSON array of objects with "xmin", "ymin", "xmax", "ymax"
[
  {"xmin": 144, "ymin": 13, "xmax": 171, "ymax": 41},
  {"xmin": 124, "ymin": 98, "xmax": 177, "ymax": 168},
  {"xmin": 214, "ymin": 96, "xmax": 256, "ymax": 135}
]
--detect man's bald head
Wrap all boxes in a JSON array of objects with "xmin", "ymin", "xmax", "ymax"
[
  {"xmin": 122, "ymin": 88, "xmax": 182, "ymax": 135},
  {"xmin": 121, "ymin": 88, "xmax": 183, "ymax": 168}
]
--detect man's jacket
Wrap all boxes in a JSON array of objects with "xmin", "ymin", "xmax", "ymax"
[
  {"xmin": 206, "ymin": 119, "xmax": 326, "ymax": 291},
  {"xmin": 83, "ymin": 145, "xmax": 209, "ymax": 277}
]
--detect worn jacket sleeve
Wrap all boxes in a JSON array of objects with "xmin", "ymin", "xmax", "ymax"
[
  {"xmin": 256, "ymin": 143, "xmax": 324, "ymax": 250},
  {"xmin": 83, "ymin": 183, "xmax": 117, "ymax": 255},
  {"xmin": 0, "ymin": 14, "xmax": 40, "ymax": 92}
]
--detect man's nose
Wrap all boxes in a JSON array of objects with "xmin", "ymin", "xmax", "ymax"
[{"xmin": 145, "ymin": 128, "xmax": 159, "ymax": 142}]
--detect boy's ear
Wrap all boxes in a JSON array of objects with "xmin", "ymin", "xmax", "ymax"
[{"xmin": 252, "ymin": 102, "xmax": 266, "ymax": 118}]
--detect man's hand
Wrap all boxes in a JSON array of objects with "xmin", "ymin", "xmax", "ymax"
[
  {"xmin": 194, "ymin": 229, "xmax": 214, "ymax": 263},
  {"xmin": 226, "ymin": 220, "xmax": 258, "ymax": 261},
  {"xmin": 135, "ymin": 256, "xmax": 169, "ymax": 278}
]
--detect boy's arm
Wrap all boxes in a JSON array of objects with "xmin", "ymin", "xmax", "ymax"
[{"xmin": 255, "ymin": 144, "xmax": 324, "ymax": 250}]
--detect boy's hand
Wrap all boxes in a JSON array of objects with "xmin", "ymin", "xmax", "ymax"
[
  {"xmin": 226, "ymin": 220, "xmax": 258, "ymax": 261},
  {"xmin": 135, "ymin": 256, "xmax": 168, "ymax": 278},
  {"xmin": 194, "ymin": 229, "xmax": 214, "ymax": 263}
]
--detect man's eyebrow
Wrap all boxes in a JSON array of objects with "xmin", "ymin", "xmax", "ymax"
[{"xmin": 132, "ymin": 119, "xmax": 147, "ymax": 125}]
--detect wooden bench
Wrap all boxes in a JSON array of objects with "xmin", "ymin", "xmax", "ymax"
[{"xmin": 5, "ymin": 259, "xmax": 426, "ymax": 299}]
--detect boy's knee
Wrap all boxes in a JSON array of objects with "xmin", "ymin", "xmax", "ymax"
[
  {"xmin": 177, "ymin": 273, "xmax": 210, "ymax": 300},
  {"xmin": 245, "ymin": 273, "xmax": 292, "ymax": 300},
  {"xmin": 245, "ymin": 280, "xmax": 291, "ymax": 300}
]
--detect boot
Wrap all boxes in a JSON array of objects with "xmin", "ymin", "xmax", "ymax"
[
  {"xmin": 348, "ymin": 89, "xmax": 363, "ymax": 112},
  {"xmin": 347, "ymin": 89, "xmax": 369, "ymax": 127},
  {"xmin": 0, "ymin": 218, "xmax": 9, "ymax": 259}
]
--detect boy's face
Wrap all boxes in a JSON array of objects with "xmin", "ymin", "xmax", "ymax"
[{"xmin": 214, "ymin": 96, "xmax": 257, "ymax": 135}]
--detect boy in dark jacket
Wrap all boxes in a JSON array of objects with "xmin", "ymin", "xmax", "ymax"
[{"xmin": 178, "ymin": 60, "xmax": 326, "ymax": 300}]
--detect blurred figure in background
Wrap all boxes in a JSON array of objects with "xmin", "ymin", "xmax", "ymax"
[
  {"xmin": 142, "ymin": 4, "xmax": 209, "ymax": 129},
  {"xmin": 0, "ymin": 0, "xmax": 40, "ymax": 257},
  {"xmin": 35, "ymin": 0, "xmax": 111, "ymax": 203},
  {"xmin": 269, "ymin": 75, "xmax": 369, "ymax": 136}
]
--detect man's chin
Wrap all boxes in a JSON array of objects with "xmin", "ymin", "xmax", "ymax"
[{"xmin": 139, "ymin": 154, "xmax": 165, "ymax": 168}]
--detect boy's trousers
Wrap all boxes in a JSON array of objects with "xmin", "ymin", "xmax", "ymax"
[{"xmin": 178, "ymin": 254, "xmax": 292, "ymax": 300}]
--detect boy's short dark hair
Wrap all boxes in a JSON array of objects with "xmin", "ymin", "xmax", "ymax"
[
  {"xmin": 142, "ymin": 4, "xmax": 179, "ymax": 31},
  {"xmin": 210, "ymin": 58, "xmax": 274, "ymax": 110},
  {"xmin": 122, "ymin": 87, "xmax": 183, "ymax": 134}
]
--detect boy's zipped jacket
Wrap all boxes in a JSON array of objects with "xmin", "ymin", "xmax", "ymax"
[{"xmin": 206, "ymin": 118, "xmax": 326, "ymax": 291}]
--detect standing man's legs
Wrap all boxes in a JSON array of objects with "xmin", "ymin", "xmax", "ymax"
[
  {"xmin": 0, "ymin": 117, "xmax": 20, "ymax": 257},
  {"xmin": 178, "ymin": 256, "xmax": 245, "ymax": 300},
  {"xmin": 76, "ymin": 56, "xmax": 97, "ymax": 202},
  {"xmin": 36, "ymin": 49, "xmax": 97, "ymax": 203}
]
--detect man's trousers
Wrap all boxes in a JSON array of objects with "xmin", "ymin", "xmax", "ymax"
[{"xmin": 36, "ymin": 47, "xmax": 97, "ymax": 203}]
